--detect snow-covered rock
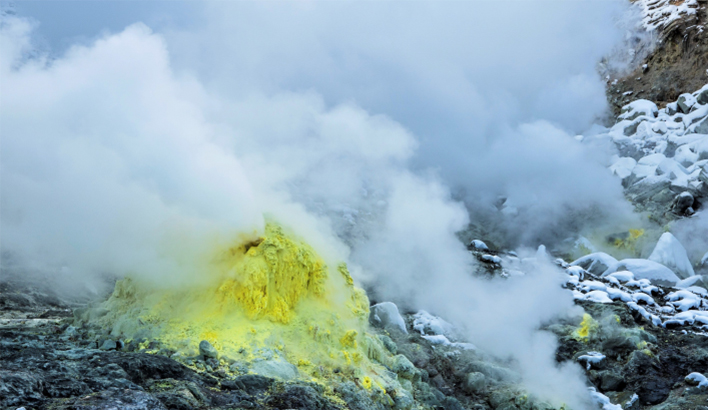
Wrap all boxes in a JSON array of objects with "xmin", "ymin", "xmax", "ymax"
[
  {"xmin": 571, "ymin": 253, "xmax": 619, "ymax": 276},
  {"xmin": 685, "ymin": 372, "xmax": 708, "ymax": 387},
  {"xmin": 371, "ymin": 302, "xmax": 408, "ymax": 334},
  {"xmin": 469, "ymin": 240, "xmax": 489, "ymax": 251},
  {"xmin": 648, "ymin": 233, "xmax": 694, "ymax": 279},
  {"xmin": 603, "ymin": 258, "xmax": 680, "ymax": 285},
  {"xmin": 581, "ymin": 291, "xmax": 614, "ymax": 304},
  {"xmin": 412, "ymin": 310, "xmax": 454, "ymax": 337},
  {"xmin": 589, "ymin": 387, "xmax": 622, "ymax": 410},
  {"xmin": 634, "ymin": 0, "xmax": 699, "ymax": 32},
  {"xmin": 665, "ymin": 290, "xmax": 703, "ymax": 312},
  {"xmin": 411, "ymin": 310, "xmax": 475, "ymax": 350},
  {"xmin": 675, "ymin": 275, "xmax": 707, "ymax": 289},
  {"xmin": 595, "ymin": 85, "xmax": 708, "ymax": 222},
  {"xmin": 578, "ymin": 352, "xmax": 606, "ymax": 370},
  {"xmin": 610, "ymin": 157, "xmax": 636, "ymax": 179},
  {"xmin": 620, "ymin": 99, "xmax": 658, "ymax": 120},
  {"xmin": 606, "ymin": 270, "xmax": 634, "ymax": 283},
  {"xmin": 481, "ymin": 254, "xmax": 501, "ymax": 264}
]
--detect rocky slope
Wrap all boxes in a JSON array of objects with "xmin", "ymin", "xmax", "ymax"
[{"xmin": 607, "ymin": 0, "xmax": 708, "ymax": 114}]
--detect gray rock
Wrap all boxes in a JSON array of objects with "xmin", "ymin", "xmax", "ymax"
[
  {"xmin": 412, "ymin": 381, "xmax": 444, "ymax": 407},
  {"xmin": 55, "ymin": 348, "xmax": 96, "ymax": 360},
  {"xmin": 463, "ymin": 372, "xmax": 486, "ymax": 394},
  {"xmin": 228, "ymin": 361, "xmax": 249, "ymax": 374},
  {"xmin": 198, "ymin": 340, "xmax": 218, "ymax": 359},
  {"xmin": 692, "ymin": 118, "xmax": 708, "ymax": 135},
  {"xmin": 672, "ymin": 191, "xmax": 695, "ymax": 214},
  {"xmin": 378, "ymin": 334, "xmax": 398, "ymax": 354},
  {"xmin": 698, "ymin": 88, "xmax": 708, "ymax": 105},
  {"xmin": 371, "ymin": 302, "xmax": 408, "ymax": 334},
  {"xmin": 467, "ymin": 360, "xmax": 521, "ymax": 383},
  {"xmin": 685, "ymin": 373, "xmax": 707, "ymax": 386},
  {"xmin": 624, "ymin": 120, "xmax": 641, "ymax": 136},
  {"xmin": 251, "ymin": 358, "xmax": 299, "ymax": 380},
  {"xmin": 390, "ymin": 354, "xmax": 418, "ymax": 380},
  {"xmin": 393, "ymin": 388, "xmax": 415, "ymax": 410},
  {"xmin": 67, "ymin": 388, "xmax": 168, "ymax": 410},
  {"xmin": 334, "ymin": 381, "xmax": 384, "ymax": 410},
  {"xmin": 572, "ymin": 252, "xmax": 619, "ymax": 276},
  {"xmin": 265, "ymin": 384, "xmax": 337, "ymax": 410},
  {"xmin": 154, "ymin": 390, "xmax": 200, "ymax": 410},
  {"xmin": 599, "ymin": 371, "xmax": 625, "ymax": 392},
  {"xmin": 64, "ymin": 325, "xmax": 79, "ymax": 337},
  {"xmin": 678, "ymin": 94, "xmax": 695, "ymax": 114},
  {"xmin": 637, "ymin": 377, "xmax": 671, "ymax": 405},
  {"xmin": 0, "ymin": 371, "xmax": 44, "ymax": 407},
  {"xmin": 222, "ymin": 374, "xmax": 274, "ymax": 392},
  {"xmin": 99, "ymin": 339, "xmax": 117, "ymax": 351},
  {"xmin": 625, "ymin": 350, "xmax": 654, "ymax": 375}
]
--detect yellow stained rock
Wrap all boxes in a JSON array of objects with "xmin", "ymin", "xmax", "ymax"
[{"xmin": 97, "ymin": 221, "xmax": 390, "ymax": 386}]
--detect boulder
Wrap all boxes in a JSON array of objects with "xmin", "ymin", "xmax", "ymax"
[
  {"xmin": 265, "ymin": 384, "xmax": 338, "ymax": 410},
  {"xmin": 598, "ymin": 371, "xmax": 626, "ymax": 392},
  {"xmin": 223, "ymin": 374, "xmax": 274, "ymax": 392},
  {"xmin": 678, "ymin": 93, "xmax": 697, "ymax": 114},
  {"xmin": 571, "ymin": 252, "xmax": 619, "ymax": 276},
  {"xmin": 390, "ymin": 354, "xmax": 418, "ymax": 380},
  {"xmin": 99, "ymin": 339, "xmax": 117, "ymax": 351},
  {"xmin": 251, "ymin": 358, "xmax": 299, "ymax": 381},
  {"xmin": 675, "ymin": 275, "xmax": 708, "ymax": 290},
  {"xmin": 671, "ymin": 192, "xmax": 695, "ymax": 215},
  {"xmin": 371, "ymin": 302, "xmax": 408, "ymax": 334},
  {"xmin": 603, "ymin": 259, "xmax": 680, "ymax": 285},
  {"xmin": 469, "ymin": 239, "xmax": 489, "ymax": 251},
  {"xmin": 692, "ymin": 118, "xmax": 708, "ymax": 135},
  {"xmin": 198, "ymin": 340, "xmax": 218, "ymax": 360},
  {"xmin": 697, "ymin": 88, "xmax": 708, "ymax": 105},
  {"xmin": 463, "ymin": 372, "xmax": 486, "ymax": 394},
  {"xmin": 648, "ymin": 232, "xmax": 694, "ymax": 278}
]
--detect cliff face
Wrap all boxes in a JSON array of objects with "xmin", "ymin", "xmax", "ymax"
[{"xmin": 607, "ymin": 0, "xmax": 708, "ymax": 114}]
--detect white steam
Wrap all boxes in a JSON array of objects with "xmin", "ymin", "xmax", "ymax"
[
  {"xmin": 166, "ymin": 0, "xmax": 636, "ymax": 247},
  {"xmin": 1, "ymin": 2, "xmax": 640, "ymax": 408}
]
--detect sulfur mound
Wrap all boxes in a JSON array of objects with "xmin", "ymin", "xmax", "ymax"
[{"xmin": 95, "ymin": 222, "xmax": 387, "ymax": 388}]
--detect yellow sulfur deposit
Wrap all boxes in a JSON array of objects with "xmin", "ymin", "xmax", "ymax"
[
  {"xmin": 97, "ymin": 221, "xmax": 390, "ymax": 386},
  {"xmin": 572, "ymin": 314, "xmax": 598, "ymax": 342},
  {"xmin": 612, "ymin": 229, "xmax": 645, "ymax": 254}
]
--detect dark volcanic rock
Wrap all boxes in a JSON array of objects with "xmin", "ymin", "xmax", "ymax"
[
  {"xmin": 637, "ymin": 377, "xmax": 671, "ymax": 405},
  {"xmin": 58, "ymin": 388, "xmax": 168, "ymax": 410},
  {"xmin": 265, "ymin": 384, "xmax": 339, "ymax": 410},
  {"xmin": 0, "ymin": 370, "xmax": 44, "ymax": 407}
]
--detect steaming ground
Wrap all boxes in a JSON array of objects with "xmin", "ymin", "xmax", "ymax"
[{"xmin": 0, "ymin": 2, "xmax": 648, "ymax": 408}]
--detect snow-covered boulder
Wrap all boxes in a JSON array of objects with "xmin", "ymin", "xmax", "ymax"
[
  {"xmin": 602, "ymin": 258, "xmax": 680, "ymax": 286},
  {"xmin": 619, "ymin": 100, "xmax": 658, "ymax": 121},
  {"xmin": 675, "ymin": 275, "xmax": 708, "ymax": 290},
  {"xmin": 371, "ymin": 302, "xmax": 408, "ymax": 334},
  {"xmin": 648, "ymin": 233, "xmax": 695, "ymax": 279},
  {"xmin": 677, "ymin": 93, "xmax": 697, "ymax": 114},
  {"xmin": 469, "ymin": 240, "xmax": 489, "ymax": 251},
  {"xmin": 571, "ymin": 253, "xmax": 619, "ymax": 276},
  {"xmin": 610, "ymin": 157, "xmax": 636, "ymax": 179}
]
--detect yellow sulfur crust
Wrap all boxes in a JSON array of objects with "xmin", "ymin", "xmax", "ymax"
[{"xmin": 98, "ymin": 222, "xmax": 386, "ymax": 385}]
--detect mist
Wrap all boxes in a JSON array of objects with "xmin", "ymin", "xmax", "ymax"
[
  {"xmin": 164, "ymin": 0, "xmax": 637, "ymax": 248},
  {"xmin": 1, "ymin": 1, "xmax": 641, "ymax": 408}
]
